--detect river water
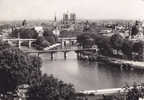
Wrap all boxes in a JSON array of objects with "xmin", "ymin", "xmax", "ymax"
[{"xmin": 41, "ymin": 51, "xmax": 144, "ymax": 91}]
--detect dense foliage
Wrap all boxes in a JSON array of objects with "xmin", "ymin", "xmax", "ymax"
[
  {"xmin": 77, "ymin": 33, "xmax": 144, "ymax": 60},
  {"xmin": 43, "ymin": 29, "xmax": 58, "ymax": 44},
  {"xmin": 110, "ymin": 82, "xmax": 144, "ymax": 100},
  {"xmin": 0, "ymin": 41, "xmax": 42, "ymax": 94},
  {"xmin": 94, "ymin": 34, "xmax": 113, "ymax": 56},
  {"xmin": 0, "ymin": 40, "xmax": 76, "ymax": 99},
  {"xmin": 27, "ymin": 74, "xmax": 75, "ymax": 100},
  {"xmin": 110, "ymin": 34, "xmax": 124, "ymax": 50},
  {"xmin": 124, "ymin": 82, "xmax": 144, "ymax": 100},
  {"xmin": 131, "ymin": 25, "xmax": 139, "ymax": 36},
  {"xmin": 0, "ymin": 40, "xmax": 10, "ymax": 50},
  {"xmin": 11, "ymin": 28, "xmax": 38, "ymax": 39},
  {"xmin": 101, "ymin": 82, "xmax": 144, "ymax": 100},
  {"xmin": 77, "ymin": 33, "xmax": 95, "ymax": 48},
  {"xmin": 77, "ymin": 33, "xmax": 113, "ymax": 56},
  {"xmin": 33, "ymin": 29, "xmax": 58, "ymax": 50},
  {"xmin": 11, "ymin": 28, "xmax": 58, "ymax": 50},
  {"xmin": 33, "ymin": 36, "xmax": 51, "ymax": 50}
]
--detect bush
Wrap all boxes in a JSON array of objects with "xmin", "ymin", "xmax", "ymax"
[{"xmin": 27, "ymin": 74, "xmax": 76, "ymax": 100}]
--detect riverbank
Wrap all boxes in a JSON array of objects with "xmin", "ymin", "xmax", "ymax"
[
  {"xmin": 20, "ymin": 47, "xmax": 144, "ymax": 94},
  {"xmin": 40, "ymin": 51, "xmax": 144, "ymax": 92},
  {"xmin": 77, "ymin": 51, "xmax": 144, "ymax": 70},
  {"xmin": 77, "ymin": 88, "xmax": 123, "ymax": 100}
]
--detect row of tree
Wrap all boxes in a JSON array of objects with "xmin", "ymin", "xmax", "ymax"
[
  {"xmin": 77, "ymin": 32, "xmax": 144, "ymax": 60},
  {"xmin": 33, "ymin": 29, "xmax": 58, "ymax": 50},
  {"xmin": 10, "ymin": 28, "xmax": 58, "ymax": 50},
  {"xmin": 11, "ymin": 28, "xmax": 38, "ymax": 39},
  {"xmin": 111, "ymin": 82, "xmax": 144, "ymax": 100},
  {"xmin": 0, "ymin": 40, "xmax": 75, "ymax": 100}
]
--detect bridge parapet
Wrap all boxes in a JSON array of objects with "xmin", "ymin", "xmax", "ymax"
[
  {"xmin": 3, "ymin": 38, "xmax": 36, "ymax": 48},
  {"xmin": 24, "ymin": 47, "xmax": 97, "ymax": 60}
]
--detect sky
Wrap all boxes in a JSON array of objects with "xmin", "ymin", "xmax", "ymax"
[{"xmin": 0, "ymin": 0, "xmax": 144, "ymax": 21}]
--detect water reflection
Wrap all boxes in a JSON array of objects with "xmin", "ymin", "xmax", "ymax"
[{"xmin": 41, "ymin": 52, "xmax": 144, "ymax": 91}]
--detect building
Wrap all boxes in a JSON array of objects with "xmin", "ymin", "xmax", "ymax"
[
  {"xmin": 63, "ymin": 13, "xmax": 69, "ymax": 24},
  {"xmin": 62, "ymin": 12, "xmax": 76, "ymax": 25},
  {"xmin": 70, "ymin": 13, "xmax": 76, "ymax": 24}
]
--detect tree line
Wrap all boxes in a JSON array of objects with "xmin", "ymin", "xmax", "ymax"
[
  {"xmin": 11, "ymin": 28, "xmax": 58, "ymax": 50},
  {"xmin": 77, "ymin": 32, "xmax": 144, "ymax": 60}
]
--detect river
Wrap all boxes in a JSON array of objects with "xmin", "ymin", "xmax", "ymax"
[{"xmin": 41, "ymin": 51, "xmax": 144, "ymax": 91}]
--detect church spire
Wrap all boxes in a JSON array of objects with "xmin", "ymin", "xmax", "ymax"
[{"xmin": 54, "ymin": 12, "xmax": 57, "ymax": 22}]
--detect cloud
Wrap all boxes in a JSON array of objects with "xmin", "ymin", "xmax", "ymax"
[{"xmin": 0, "ymin": 0, "xmax": 144, "ymax": 20}]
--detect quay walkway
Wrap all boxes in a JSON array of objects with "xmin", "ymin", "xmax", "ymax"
[{"xmin": 98, "ymin": 55, "xmax": 144, "ymax": 70}]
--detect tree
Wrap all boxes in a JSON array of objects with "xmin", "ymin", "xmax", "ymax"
[
  {"xmin": 95, "ymin": 35, "xmax": 113, "ymax": 56},
  {"xmin": 133, "ymin": 41, "xmax": 144, "ymax": 61},
  {"xmin": 0, "ymin": 40, "xmax": 76, "ymax": 100},
  {"xmin": 22, "ymin": 20, "xmax": 27, "ymax": 26},
  {"xmin": 131, "ymin": 25, "xmax": 139, "ymax": 36},
  {"xmin": 77, "ymin": 33, "xmax": 114, "ymax": 56},
  {"xmin": 123, "ymin": 82, "xmax": 142, "ymax": 100},
  {"xmin": 121, "ymin": 39, "xmax": 134, "ymax": 59},
  {"xmin": 0, "ymin": 41, "xmax": 42, "ymax": 95},
  {"xmin": 43, "ymin": 29, "xmax": 58, "ymax": 44},
  {"xmin": 77, "ymin": 33, "xmax": 95, "ymax": 48},
  {"xmin": 33, "ymin": 29, "xmax": 58, "ymax": 50},
  {"xmin": 11, "ymin": 28, "xmax": 38, "ymax": 39},
  {"xmin": 110, "ymin": 33, "xmax": 124, "ymax": 50},
  {"xmin": 83, "ymin": 21, "xmax": 91, "ymax": 32},
  {"xmin": 27, "ymin": 74, "xmax": 76, "ymax": 100},
  {"xmin": 131, "ymin": 20, "xmax": 141, "ymax": 37},
  {"xmin": 33, "ymin": 36, "xmax": 51, "ymax": 50},
  {"xmin": 0, "ymin": 40, "xmax": 10, "ymax": 50}
]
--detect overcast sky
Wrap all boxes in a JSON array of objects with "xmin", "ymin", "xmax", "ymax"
[{"xmin": 0, "ymin": 0, "xmax": 144, "ymax": 21}]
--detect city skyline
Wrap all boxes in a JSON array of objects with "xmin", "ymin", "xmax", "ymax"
[{"xmin": 0, "ymin": 0, "xmax": 144, "ymax": 21}]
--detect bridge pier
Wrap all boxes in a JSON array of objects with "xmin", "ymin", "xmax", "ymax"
[
  {"xmin": 18, "ymin": 40, "xmax": 22, "ymax": 49},
  {"xmin": 71, "ymin": 40, "xmax": 74, "ymax": 46},
  {"xmin": 76, "ymin": 51, "xmax": 80, "ymax": 60},
  {"xmin": 64, "ymin": 51, "xmax": 67, "ymax": 60},
  {"xmin": 28, "ymin": 41, "xmax": 33, "ymax": 48},
  {"xmin": 51, "ymin": 52, "xmax": 54, "ymax": 60},
  {"xmin": 60, "ymin": 40, "xmax": 63, "ymax": 49},
  {"xmin": 37, "ymin": 52, "xmax": 40, "ymax": 57}
]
